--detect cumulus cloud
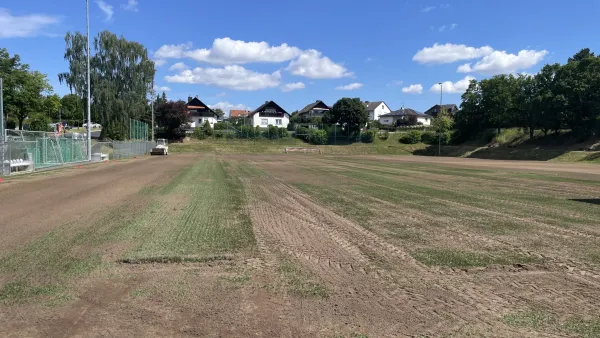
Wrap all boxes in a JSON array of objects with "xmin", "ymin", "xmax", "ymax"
[
  {"xmin": 168, "ymin": 62, "xmax": 189, "ymax": 71},
  {"xmin": 0, "ymin": 8, "xmax": 61, "ymax": 38},
  {"xmin": 121, "ymin": 0, "xmax": 138, "ymax": 12},
  {"xmin": 336, "ymin": 83, "xmax": 363, "ymax": 90},
  {"xmin": 165, "ymin": 65, "xmax": 281, "ymax": 91},
  {"xmin": 155, "ymin": 38, "xmax": 301, "ymax": 65},
  {"xmin": 387, "ymin": 80, "xmax": 404, "ymax": 87},
  {"xmin": 402, "ymin": 84, "xmax": 423, "ymax": 94},
  {"xmin": 281, "ymin": 82, "xmax": 305, "ymax": 92},
  {"xmin": 457, "ymin": 49, "xmax": 548, "ymax": 75},
  {"xmin": 95, "ymin": 0, "xmax": 114, "ymax": 21},
  {"xmin": 216, "ymin": 92, "xmax": 226, "ymax": 97},
  {"xmin": 287, "ymin": 50, "xmax": 352, "ymax": 79},
  {"xmin": 413, "ymin": 43, "xmax": 494, "ymax": 64},
  {"xmin": 153, "ymin": 59, "xmax": 167, "ymax": 67},
  {"xmin": 421, "ymin": 6, "xmax": 436, "ymax": 12},
  {"xmin": 209, "ymin": 102, "xmax": 252, "ymax": 114},
  {"xmin": 153, "ymin": 85, "xmax": 171, "ymax": 92},
  {"xmin": 430, "ymin": 76, "xmax": 475, "ymax": 94}
]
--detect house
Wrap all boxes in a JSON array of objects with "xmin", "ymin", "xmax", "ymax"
[
  {"xmin": 186, "ymin": 96, "xmax": 219, "ymax": 129},
  {"xmin": 248, "ymin": 101, "xmax": 290, "ymax": 128},
  {"xmin": 229, "ymin": 110, "xmax": 250, "ymax": 118},
  {"xmin": 424, "ymin": 104, "xmax": 458, "ymax": 118},
  {"xmin": 363, "ymin": 101, "xmax": 391, "ymax": 121},
  {"xmin": 379, "ymin": 108, "xmax": 433, "ymax": 126},
  {"xmin": 298, "ymin": 100, "xmax": 331, "ymax": 118}
]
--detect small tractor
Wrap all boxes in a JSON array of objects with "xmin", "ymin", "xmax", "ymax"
[{"xmin": 150, "ymin": 139, "xmax": 169, "ymax": 156}]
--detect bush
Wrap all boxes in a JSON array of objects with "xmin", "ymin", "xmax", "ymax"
[
  {"xmin": 421, "ymin": 131, "xmax": 437, "ymax": 145},
  {"xmin": 278, "ymin": 127, "xmax": 290, "ymax": 138},
  {"xmin": 28, "ymin": 113, "xmax": 52, "ymax": 132},
  {"xmin": 295, "ymin": 126, "xmax": 310, "ymax": 142},
  {"xmin": 360, "ymin": 130, "xmax": 376, "ymax": 143},
  {"xmin": 214, "ymin": 121, "xmax": 233, "ymax": 130},
  {"xmin": 378, "ymin": 130, "xmax": 389, "ymax": 140},
  {"xmin": 192, "ymin": 127, "xmax": 207, "ymax": 140},
  {"xmin": 400, "ymin": 130, "xmax": 422, "ymax": 144},
  {"xmin": 6, "ymin": 117, "xmax": 17, "ymax": 130},
  {"xmin": 439, "ymin": 131, "xmax": 453, "ymax": 145},
  {"xmin": 263, "ymin": 125, "xmax": 281, "ymax": 139},
  {"xmin": 201, "ymin": 120, "xmax": 213, "ymax": 137},
  {"xmin": 214, "ymin": 130, "xmax": 224, "ymax": 138},
  {"xmin": 309, "ymin": 129, "xmax": 328, "ymax": 145}
]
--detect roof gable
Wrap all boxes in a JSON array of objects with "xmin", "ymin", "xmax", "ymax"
[
  {"xmin": 250, "ymin": 101, "xmax": 290, "ymax": 116},
  {"xmin": 187, "ymin": 97, "xmax": 218, "ymax": 117},
  {"xmin": 363, "ymin": 101, "xmax": 388, "ymax": 111},
  {"xmin": 299, "ymin": 100, "xmax": 330, "ymax": 114}
]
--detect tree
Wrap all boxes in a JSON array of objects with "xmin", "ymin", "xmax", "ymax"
[
  {"xmin": 43, "ymin": 94, "xmax": 62, "ymax": 119},
  {"xmin": 213, "ymin": 108, "xmax": 224, "ymax": 118},
  {"xmin": 28, "ymin": 113, "xmax": 52, "ymax": 131},
  {"xmin": 59, "ymin": 31, "xmax": 155, "ymax": 140},
  {"xmin": 455, "ymin": 79, "xmax": 484, "ymax": 139},
  {"xmin": 0, "ymin": 48, "xmax": 53, "ymax": 129},
  {"xmin": 324, "ymin": 98, "xmax": 368, "ymax": 135},
  {"xmin": 513, "ymin": 75, "xmax": 538, "ymax": 138},
  {"xmin": 480, "ymin": 74, "xmax": 518, "ymax": 134},
  {"xmin": 61, "ymin": 94, "xmax": 83, "ymax": 122},
  {"xmin": 155, "ymin": 100, "xmax": 190, "ymax": 139}
]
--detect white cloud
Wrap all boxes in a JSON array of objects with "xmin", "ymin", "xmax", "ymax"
[
  {"xmin": 121, "ymin": 0, "xmax": 138, "ymax": 12},
  {"xmin": 430, "ymin": 76, "xmax": 475, "ymax": 94},
  {"xmin": 451, "ymin": 23, "xmax": 458, "ymax": 30},
  {"xmin": 95, "ymin": 0, "xmax": 114, "ymax": 21},
  {"xmin": 168, "ymin": 62, "xmax": 189, "ymax": 71},
  {"xmin": 209, "ymin": 102, "xmax": 252, "ymax": 114},
  {"xmin": 216, "ymin": 92, "xmax": 226, "ymax": 97},
  {"xmin": 288, "ymin": 49, "xmax": 352, "ymax": 79},
  {"xmin": 387, "ymin": 80, "xmax": 404, "ymax": 87},
  {"xmin": 439, "ymin": 25, "xmax": 446, "ymax": 32},
  {"xmin": 413, "ymin": 43, "xmax": 494, "ymax": 64},
  {"xmin": 153, "ymin": 85, "xmax": 171, "ymax": 92},
  {"xmin": 155, "ymin": 38, "xmax": 301, "ymax": 65},
  {"xmin": 0, "ymin": 8, "xmax": 61, "ymax": 38},
  {"xmin": 421, "ymin": 6, "xmax": 436, "ymax": 12},
  {"xmin": 281, "ymin": 82, "xmax": 305, "ymax": 92},
  {"xmin": 336, "ymin": 83, "xmax": 363, "ymax": 90},
  {"xmin": 440, "ymin": 4, "xmax": 450, "ymax": 8},
  {"xmin": 402, "ymin": 84, "xmax": 423, "ymax": 94},
  {"xmin": 165, "ymin": 65, "xmax": 281, "ymax": 91},
  {"xmin": 153, "ymin": 59, "xmax": 166, "ymax": 67},
  {"xmin": 457, "ymin": 49, "xmax": 548, "ymax": 75}
]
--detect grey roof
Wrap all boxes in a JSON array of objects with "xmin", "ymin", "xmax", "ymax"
[
  {"xmin": 299, "ymin": 100, "xmax": 331, "ymax": 114},
  {"xmin": 380, "ymin": 108, "xmax": 432, "ymax": 118},
  {"xmin": 362, "ymin": 101, "xmax": 385, "ymax": 111}
]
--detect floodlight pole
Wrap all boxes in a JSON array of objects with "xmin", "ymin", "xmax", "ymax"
[
  {"xmin": 86, "ymin": 0, "xmax": 92, "ymax": 160},
  {"xmin": 438, "ymin": 82, "xmax": 443, "ymax": 156},
  {"xmin": 0, "ymin": 78, "xmax": 4, "ymax": 139}
]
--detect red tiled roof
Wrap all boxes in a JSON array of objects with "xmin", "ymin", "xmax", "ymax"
[{"xmin": 229, "ymin": 110, "xmax": 250, "ymax": 117}]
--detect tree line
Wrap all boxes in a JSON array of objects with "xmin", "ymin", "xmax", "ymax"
[{"xmin": 456, "ymin": 48, "xmax": 600, "ymax": 141}]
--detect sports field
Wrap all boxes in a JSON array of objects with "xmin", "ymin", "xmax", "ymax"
[{"xmin": 1, "ymin": 154, "xmax": 600, "ymax": 337}]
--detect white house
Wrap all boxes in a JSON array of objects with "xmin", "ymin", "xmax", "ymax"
[
  {"xmin": 363, "ymin": 101, "xmax": 391, "ymax": 121},
  {"xmin": 187, "ymin": 96, "xmax": 219, "ymax": 129},
  {"xmin": 379, "ymin": 108, "xmax": 433, "ymax": 126},
  {"xmin": 248, "ymin": 101, "xmax": 290, "ymax": 128}
]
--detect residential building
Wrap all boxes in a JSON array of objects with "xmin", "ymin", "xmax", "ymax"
[
  {"xmin": 248, "ymin": 101, "xmax": 290, "ymax": 128},
  {"xmin": 379, "ymin": 108, "xmax": 433, "ymax": 126},
  {"xmin": 363, "ymin": 101, "xmax": 391, "ymax": 121},
  {"xmin": 186, "ymin": 96, "xmax": 219, "ymax": 129},
  {"xmin": 424, "ymin": 104, "xmax": 459, "ymax": 118},
  {"xmin": 298, "ymin": 100, "xmax": 331, "ymax": 117},
  {"xmin": 229, "ymin": 110, "xmax": 250, "ymax": 118}
]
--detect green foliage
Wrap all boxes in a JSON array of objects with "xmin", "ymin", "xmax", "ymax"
[
  {"xmin": 324, "ymin": 98, "xmax": 368, "ymax": 134},
  {"xmin": 59, "ymin": 31, "xmax": 155, "ymax": 140},
  {"xmin": 360, "ymin": 130, "xmax": 376, "ymax": 143},
  {"xmin": 295, "ymin": 126, "xmax": 310, "ymax": 142},
  {"xmin": 27, "ymin": 113, "xmax": 52, "ymax": 132},
  {"xmin": 214, "ymin": 130, "xmax": 224, "ymax": 139},
  {"xmin": 309, "ymin": 129, "xmax": 328, "ymax": 145},
  {"xmin": 421, "ymin": 131, "xmax": 437, "ymax": 144},
  {"xmin": 214, "ymin": 121, "xmax": 233, "ymax": 130},
  {"xmin": 378, "ymin": 130, "xmax": 389, "ymax": 140},
  {"xmin": 6, "ymin": 117, "xmax": 17, "ymax": 130},
  {"xmin": 60, "ymin": 94, "xmax": 83, "ymax": 122},
  {"xmin": 236, "ymin": 125, "xmax": 260, "ymax": 139},
  {"xmin": 43, "ymin": 94, "xmax": 62, "ymax": 120},
  {"xmin": 192, "ymin": 127, "xmax": 206, "ymax": 140},
  {"xmin": 213, "ymin": 108, "xmax": 224, "ymax": 117},
  {"xmin": 263, "ymin": 125, "xmax": 280, "ymax": 139},
  {"xmin": 201, "ymin": 120, "xmax": 213, "ymax": 136},
  {"xmin": 400, "ymin": 130, "xmax": 422, "ymax": 144}
]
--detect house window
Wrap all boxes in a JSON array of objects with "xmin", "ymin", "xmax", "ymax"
[
  {"xmin": 261, "ymin": 119, "xmax": 268, "ymax": 126},
  {"xmin": 276, "ymin": 119, "xmax": 282, "ymax": 125},
  {"xmin": 265, "ymin": 108, "xmax": 276, "ymax": 113}
]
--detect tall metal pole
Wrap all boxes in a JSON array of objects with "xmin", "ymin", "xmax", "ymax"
[
  {"xmin": 0, "ymin": 78, "xmax": 4, "ymax": 138},
  {"xmin": 86, "ymin": 0, "xmax": 92, "ymax": 160},
  {"xmin": 438, "ymin": 82, "xmax": 443, "ymax": 156}
]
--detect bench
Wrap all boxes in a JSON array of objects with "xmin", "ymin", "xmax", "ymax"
[
  {"xmin": 3, "ymin": 159, "xmax": 34, "ymax": 173},
  {"xmin": 284, "ymin": 147, "xmax": 321, "ymax": 154},
  {"xmin": 91, "ymin": 153, "xmax": 109, "ymax": 162}
]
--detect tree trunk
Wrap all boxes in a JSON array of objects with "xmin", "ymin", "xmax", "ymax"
[
  {"xmin": 18, "ymin": 118, "xmax": 24, "ymax": 130},
  {"xmin": 497, "ymin": 127, "xmax": 501, "ymax": 134},
  {"xmin": 529, "ymin": 127, "xmax": 534, "ymax": 139}
]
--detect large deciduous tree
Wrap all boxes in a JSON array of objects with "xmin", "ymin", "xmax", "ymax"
[
  {"xmin": 59, "ymin": 31, "xmax": 155, "ymax": 140},
  {"xmin": 154, "ymin": 100, "xmax": 190, "ymax": 139},
  {"xmin": 324, "ymin": 98, "xmax": 368, "ymax": 135}
]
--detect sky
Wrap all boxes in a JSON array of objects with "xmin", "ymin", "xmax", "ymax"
[{"xmin": 2, "ymin": 0, "xmax": 600, "ymax": 115}]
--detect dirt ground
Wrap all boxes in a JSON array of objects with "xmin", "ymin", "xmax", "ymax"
[{"xmin": 1, "ymin": 154, "xmax": 600, "ymax": 337}]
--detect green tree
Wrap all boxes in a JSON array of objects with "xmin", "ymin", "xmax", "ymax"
[
  {"xmin": 59, "ymin": 31, "xmax": 155, "ymax": 140},
  {"xmin": 213, "ymin": 108, "xmax": 224, "ymax": 118},
  {"xmin": 324, "ymin": 98, "xmax": 368, "ymax": 136},
  {"xmin": 455, "ymin": 79, "xmax": 485, "ymax": 140},
  {"xmin": 61, "ymin": 94, "xmax": 83, "ymax": 122},
  {"xmin": 28, "ymin": 113, "xmax": 52, "ymax": 131},
  {"xmin": 43, "ymin": 94, "xmax": 62, "ymax": 119},
  {"xmin": 480, "ymin": 74, "xmax": 518, "ymax": 134}
]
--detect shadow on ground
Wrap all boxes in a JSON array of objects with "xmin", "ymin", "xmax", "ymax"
[{"xmin": 570, "ymin": 199, "xmax": 600, "ymax": 205}]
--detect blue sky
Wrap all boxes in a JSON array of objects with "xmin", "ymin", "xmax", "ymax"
[{"xmin": 3, "ymin": 0, "xmax": 600, "ymax": 114}]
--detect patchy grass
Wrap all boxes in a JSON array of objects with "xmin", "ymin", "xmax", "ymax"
[
  {"xmin": 278, "ymin": 260, "xmax": 329, "ymax": 299},
  {"xmin": 411, "ymin": 249, "xmax": 542, "ymax": 268},
  {"xmin": 504, "ymin": 309, "xmax": 600, "ymax": 337}
]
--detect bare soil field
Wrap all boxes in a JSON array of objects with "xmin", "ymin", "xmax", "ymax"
[{"xmin": 1, "ymin": 154, "xmax": 600, "ymax": 337}]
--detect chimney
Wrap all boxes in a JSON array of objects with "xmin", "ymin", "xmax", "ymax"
[
  {"xmin": 265, "ymin": 101, "xmax": 269, "ymax": 104},
  {"xmin": 187, "ymin": 96, "xmax": 192, "ymax": 102}
]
